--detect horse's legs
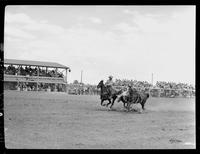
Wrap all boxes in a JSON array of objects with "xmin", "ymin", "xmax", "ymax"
[
  {"xmin": 121, "ymin": 97, "xmax": 128, "ymax": 109},
  {"xmin": 124, "ymin": 101, "xmax": 129, "ymax": 108},
  {"xmin": 101, "ymin": 99, "xmax": 105, "ymax": 106},
  {"xmin": 119, "ymin": 97, "xmax": 127, "ymax": 110},
  {"xmin": 141, "ymin": 100, "xmax": 145, "ymax": 110},
  {"xmin": 106, "ymin": 99, "xmax": 112, "ymax": 107},
  {"xmin": 110, "ymin": 97, "xmax": 116, "ymax": 109},
  {"xmin": 124, "ymin": 101, "xmax": 130, "ymax": 111},
  {"xmin": 123, "ymin": 102, "xmax": 126, "ymax": 108}
]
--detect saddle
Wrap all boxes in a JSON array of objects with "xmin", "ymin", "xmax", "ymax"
[{"xmin": 105, "ymin": 85, "xmax": 114, "ymax": 95}]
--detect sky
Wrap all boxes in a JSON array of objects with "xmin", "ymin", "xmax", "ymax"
[{"xmin": 4, "ymin": 5, "xmax": 195, "ymax": 85}]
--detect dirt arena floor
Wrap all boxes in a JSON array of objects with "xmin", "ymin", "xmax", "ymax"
[{"xmin": 4, "ymin": 90, "xmax": 195, "ymax": 149}]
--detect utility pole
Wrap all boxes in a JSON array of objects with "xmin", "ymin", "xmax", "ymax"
[
  {"xmin": 151, "ymin": 73, "xmax": 154, "ymax": 86},
  {"xmin": 65, "ymin": 68, "xmax": 71, "ymax": 93},
  {"xmin": 80, "ymin": 70, "xmax": 83, "ymax": 84}
]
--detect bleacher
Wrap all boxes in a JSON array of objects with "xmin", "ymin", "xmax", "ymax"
[{"xmin": 4, "ymin": 59, "xmax": 70, "ymax": 92}]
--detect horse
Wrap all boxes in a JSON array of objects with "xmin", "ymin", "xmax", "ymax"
[
  {"xmin": 116, "ymin": 90, "xmax": 129, "ymax": 108},
  {"xmin": 97, "ymin": 80, "xmax": 123, "ymax": 109},
  {"xmin": 117, "ymin": 87, "xmax": 149, "ymax": 111}
]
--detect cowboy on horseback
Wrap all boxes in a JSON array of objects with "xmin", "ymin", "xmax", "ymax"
[
  {"xmin": 105, "ymin": 75, "xmax": 114, "ymax": 96},
  {"xmin": 97, "ymin": 77, "xmax": 123, "ymax": 108}
]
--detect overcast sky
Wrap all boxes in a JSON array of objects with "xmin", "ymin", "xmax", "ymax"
[{"xmin": 4, "ymin": 5, "xmax": 195, "ymax": 85}]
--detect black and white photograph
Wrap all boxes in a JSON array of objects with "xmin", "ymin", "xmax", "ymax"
[{"xmin": 3, "ymin": 5, "xmax": 195, "ymax": 149}]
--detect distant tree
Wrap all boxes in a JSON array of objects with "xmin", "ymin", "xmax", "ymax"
[{"xmin": 73, "ymin": 80, "xmax": 79, "ymax": 84}]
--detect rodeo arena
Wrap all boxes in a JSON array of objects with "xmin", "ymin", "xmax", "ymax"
[{"xmin": 4, "ymin": 58, "xmax": 196, "ymax": 149}]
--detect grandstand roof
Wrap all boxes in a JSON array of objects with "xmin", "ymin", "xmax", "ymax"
[{"xmin": 4, "ymin": 59, "xmax": 69, "ymax": 69}]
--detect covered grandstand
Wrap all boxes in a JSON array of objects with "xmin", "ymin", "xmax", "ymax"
[{"xmin": 4, "ymin": 59, "xmax": 71, "ymax": 92}]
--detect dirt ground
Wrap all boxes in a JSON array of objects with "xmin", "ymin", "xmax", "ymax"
[{"xmin": 4, "ymin": 90, "xmax": 195, "ymax": 149}]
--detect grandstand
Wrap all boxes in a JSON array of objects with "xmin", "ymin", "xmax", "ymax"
[{"xmin": 4, "ymin": 59, "xmax": 71, "ymax": 92}]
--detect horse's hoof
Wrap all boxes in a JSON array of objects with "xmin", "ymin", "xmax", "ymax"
[
  {"xmin": 138, "ymin": 109, "xmax": 143, "ymax": 113},
  {"xmin": 108, "ymin": 108, "xmax": 112, "ymax": 111},
  {"xmin": 125, "ymin": 108, "xmax": 129, "ymax": 112}
]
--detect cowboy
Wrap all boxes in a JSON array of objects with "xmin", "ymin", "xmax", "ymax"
[
  {"xmin": 127, "ymin": 84, "xmax": 135, "ymax": 102},
  {"xmin": 105, "ymin": 75, "xmax": 114, "ymax": 95},
  {"xmin": 117, "ymin": 84, "xmax": 134, "ymax": 103}
]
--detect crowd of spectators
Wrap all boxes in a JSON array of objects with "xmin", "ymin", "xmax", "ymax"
[
  {"xmin": 154, "ymin": 81, "xmax": 195, "ymax": 98},
  {"xmin": 14, "ymin": 82, "xmax": 66, "ymax": 92},
  {"xmin": 113, "ymin": 79, "xmax": 194, "ymax": 90},
  {"xmin": 13, "ymin": 79, "xmax": 194, "ymax": 97},
  {"xmin": 64, "ymin": 78, "xmax": 195, "ymax": 98},
  {"xmin": 156, "ymin": 81, "xmax": 195, "ymax": 91},
  {"xmin": 67, "ymin": 83, "xmax": 99, "ymax": 95},
  {"xmin": 114, "ymin": 79, "xmax": 152, "ymax": 89},
  {"xmin": 4, "ymin": 65, "xmax": 16, "ymax": 75},
  {"xmin": 112, "ymin": 79, "xmax": 195, "ymax": 98},
  {"xmin": 4, "ymin": 64, "xmax": 195, "ymax": 97},
  {"xmin": 4, "ymin": 64, "xmax": 64, "ymax": 78}
]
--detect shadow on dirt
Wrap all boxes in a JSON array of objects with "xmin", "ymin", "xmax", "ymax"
[{"xmin": 95, "ymin": 107, "xmax": 149, "ymax": 114}]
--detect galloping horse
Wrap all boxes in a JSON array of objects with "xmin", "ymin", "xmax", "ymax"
[
  {"xmin": 117, "ymin": 87, "xmax": 149, "ymax": 111},
  {"xmin": 97, "ymin": 80, "xmax": 123, "ymax": 109}
]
